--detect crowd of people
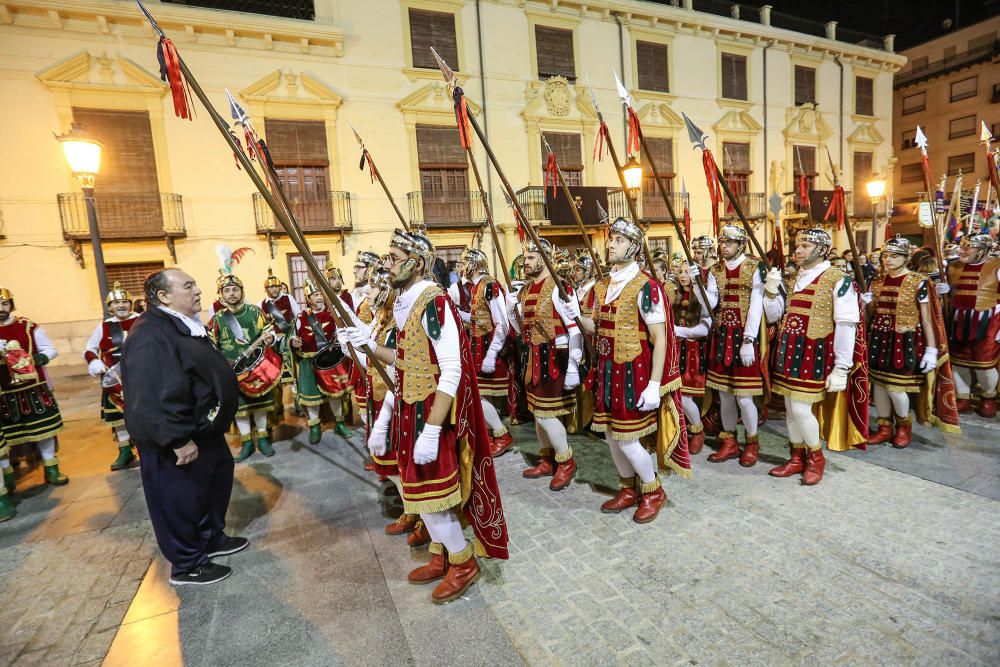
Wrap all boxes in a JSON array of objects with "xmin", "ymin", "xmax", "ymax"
[{"xmin": 0, "ymin": 214, "xmax": 995, "ymax": 600}]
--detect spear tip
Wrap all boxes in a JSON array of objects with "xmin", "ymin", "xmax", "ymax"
[
  {"xmin": 681, "ymin": 112, "xmax": 706, "ymax": 150},
  {"xmin": 430, "ymin": 47, "xmax": 456, "ymax": 87},
  {"xmin": 915, "ymin": 125, "xmax": 928, "ymax": 150},
  {"xmin": 348, "ymin": 121, "xmax": 364, "ymax": 148},
  {"xmin": 611, "ymin": 68, "xmax": 631, "ymax": 107},
  {"xmin": 225, "ymin": 88, "xmax": 248, "ymax": 125}
]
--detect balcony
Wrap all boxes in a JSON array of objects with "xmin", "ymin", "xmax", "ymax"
[
  {"xmin": 895, "ymin": 40, "xmax": 1000, "ymax": 89},
  {"xmin": 57, "ymin": 192, "xmax": 185, "ymax": 240},
  {"xmin": 252, "ymin": 190, "xmax": 352, "ymax": 234},
  {"xmin": 717, "ymin": 192, "xmax": 767, "ymax": 222},
  {"xmin": 782, "ymin": 191, "xmax": 861, "ymax": 219},
  {"xmin": 161, "ymin": 0, "xmax": 315, "ymax": 21},
  {"xmin": 607, "ymin": 188, "xmax": 690, "ymax": 224},
  {"xmin": 406, "ymin": 191, "xmax": 486, "ymax": 229},
  {"xmin": 516, "ymin": 186, "xmax": 612, "ymax": 227}
]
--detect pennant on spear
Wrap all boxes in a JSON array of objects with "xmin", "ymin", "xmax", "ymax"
[
  {"xmin": 821, "ymin": 146, "xmax": 867, "ymax": 289},
  {"xmin": 349, "ymin": 123, "xmax": 411, "ymax": 231}
]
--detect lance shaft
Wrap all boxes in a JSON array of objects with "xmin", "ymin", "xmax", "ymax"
[
  {"xmin": 918, "ymin": 157, "xmax": 949, "ymax": 282},
  {"xmin": 635, "ymin": 129, "xmax": 715, "ymax": 325},
  {"xmin": 365, "ymin": 149, "xmax": 410, "ymax": 231},
  {"xmin": 595, "ymin": 116, "xmax": 654, "ymax": 264},
  {"xmin": 821, "ymin": 149, "xmax": 866, "ymax": 289},
  {"xmin": 173, "ymin": 56, "xmax": 396, "ymax": 391}
]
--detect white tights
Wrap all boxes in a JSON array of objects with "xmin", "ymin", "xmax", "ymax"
[
  {"xmin": 872, "ymin": 383, "xmax": 910, "ymax": 419},
  {"xmin": 535, "ymin": 416, "xmax": 569, "ymax": 456},
  {"xmin": 681, "ymin": 396, "xmax": 702, "ymax": 428},
  {"xmin": 605, "ymin": 433, "xmax": 656, "ymax": 484},
  {"xmin": 113, "ymin": 425, "xmax": 131, "ymax": 444},
  {"xmin": 235, "ymin": 409, "xmax": 269, "ymax": 436},
  {"xmin": 306, "ymin": 399, "xmax": 344, "ymax": 424},
  {"xmin": 0, "ymin": 437, "xmax": 58, "ymax": 466},
  {"xmin": 784, "ymin": 396, "xmax": 820, "ymax": 449},
  {"xmin": 953, "ymin": 367, "xmax": 1000, "ymax": 398},
  {"xmin": 421, "ymin": 509, "xmax": 467, "ymax": 554},
  {"xmin": 720, "ymin": 392, "xmax": 759, "ymax": 436},
  {"xmin": 481, "ymin": 400, "xmax": 505, "ymax": 434}
]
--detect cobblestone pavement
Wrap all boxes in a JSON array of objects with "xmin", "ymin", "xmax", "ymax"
[{"xmin": 1, "ymin": 371, "xmax": 997, "ymax": 665}]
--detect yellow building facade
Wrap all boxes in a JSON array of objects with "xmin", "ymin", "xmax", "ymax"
[{"xmin": 0, "ymin": 0, "xmax": 903, "ymax": 363}]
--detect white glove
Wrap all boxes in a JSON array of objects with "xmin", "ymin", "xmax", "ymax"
[
  {"xmin": 563, "ymin": 365, "xmax": 580, "ymax": 391},
  {"xmin": 413, "ymin": 424, "xmax": 441, "ymax": 465},
  {"xmin": 860, "ymin": 292, "xmax": 873, "ymax": 305},
  {"xmin": 635, "ymin": 383, "xmax": 661, "ymax": 411},
  {"xmin": 87, "ymin": 359, "xmax": 108, "ymax": 377},
  {"xmin": 826, "ymin": 366, "xmax": 849, "ymax": 392},
  {"xmin": 675, "ymin": 326, "xmax": 693, "ymax": 339},
  {"xmin": 764, "ymin": 267, "xmax": 782, "ymax": 295},
  {"xmin": 568, "ymin": 346, "xmax": 584, "ymax": 364},
  {"xmin": 458, "ymin": 309, "xmax": 471, "ymax": 324},
  {"xmin": 481, "ymin": 353, "xmax": 497, "ymax": 374},
  {"xmin": 688, "ymin": 265, "xmax": 702, "ymax": 282},
  {"xmin": 935, "ymin": 283, "xmax": 950, "ymax": 295},
  {"xmin": 919, "ymin": 347, "xmax": 938, "ymax": 374},
  {"xmin": 336, "ymin": 328, "xmax": 350, "ymax": 349},
  {"xmin": 367, "ymin": 423, "xmax": 388, "ymax": 457},
  {"xmin": 561, "ymin": 295, "xmax": 582, "ymax": 320},
  {"xmin": 344, "ymin": 326, "xmax": 372, "ymax": 350},
  {"xmin": 739, "ymin": 341, "xmax": 755, "ymax": 367}
]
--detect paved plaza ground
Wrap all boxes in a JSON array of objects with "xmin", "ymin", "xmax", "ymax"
[{"xmin": 0, "ymin": 369, "xmax": 997, "ymax": 666}]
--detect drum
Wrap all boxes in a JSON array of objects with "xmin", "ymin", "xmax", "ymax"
[
  {"xmin": 233, "ymin": 344, "xmax": 283, "ymax": 397},
  {"xmin": 313, "ymin": 344, "xmax": 351, "ymax": 396},
  {"xmin": 101, "ymin": 362, "xmax": 125, "ymax": 411}
]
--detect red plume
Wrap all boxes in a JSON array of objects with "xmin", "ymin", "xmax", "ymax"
[{"xmin": 230, "ymin": 247, "xmax": 255, "ymax": 264}]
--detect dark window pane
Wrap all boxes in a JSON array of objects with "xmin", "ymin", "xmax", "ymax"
[
  {"xmin": 721, "ymin": 53, "xmax": 747, "ymax": 100},
  {"xmin": 409, "ymin": 9, "xmax": 458, "ymax": 70},
  {"xmin": 535, "ymin": 26, "xmax": 575, "ymax": 81},
  {"xmin": 636, "ymin": 41, "xmax": 669, "ymax": 93},
  {"xmin": 855, "ymin": 76, "xmax": 874, "ymax": 116},
  {"xmin": 794, "ymin": 65, "xmax": 816, "ymax": 106}
]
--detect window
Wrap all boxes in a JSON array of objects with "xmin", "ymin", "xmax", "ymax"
[
  {"xmin": 794, "ymin": 65, "xmax": 816, "ymax": 106},
  {"xmin": 408, "ymin": 8, "xmax": 458, "ymax": 71},
  {"xmin": 721, "ymin": 142, "xmax": 751, "ymax": 195},
  {"xmin": 541, "ymin": 132, "xmax": 583, "ymax": 186},
  {"xmin": 943, "ymin": 46, "xmax": 956, "ymax": 60},
  {"xmin": 640, "ymin": 137, "xmax": 674, "ymax": 218},
  {"xmin": 535, "ymin": 26, "xmax": 575, "ymax": 81},
  {"xmin": 968, "ymin": 33, "xmax": 996, "ymax": 51},
  {"xmin": 949, "ymin": 115, "xmax": 977, "ymax": 140},
  {"xmin": 436, "ymin": 246, "xmax": 465, "ymax": 268},
  {"xmin": 792, "ymin": 145, "xmax": 817, "ymax": 193},
  {"xmin": 636, "ymin": 40, "xmax": 669, "ymax": 93},
  {"xmin": 855, "ymin": 76, "xmax": 874, "ymax": 116},
  {"xmin": 854, "ymin": 230, "xmax": 869, "ymax": 255},
  {"xmin": 161, "ymin": 1, "xmax": 315, "ymax": 21},
  {"xmin": 950, "ymin": 76, "xmax": 977, "ymax": 102},
  {"xmin": 721, "ymin": 53, "xmax": 748, "ymax": 100},
  {"xmin": 288, "ymin": 252, "xmax": 328, "ymax": 309},
  {"xmin": 993, "ymin": 122, "xmax": 1000, "ymax": 139},
  {"xmin": 71, "ymin": 108, "xmax": 162, "ymax": 235},
  {"xmin": 947, "ymin": 153, "xmax": 975, "ymax": 175},
  {"xmin": 901, "ymin": 92, "xmax": 925, "ymax": 115},
  {"xmin": 649, "ymin": 236, "xmax": 672, "ymax": 256},
  {"xmin": 106, "ymin": 262, "xmax": 165, "ymax": 303},
  {"xmin": 900, "ymin": 164, "xmax": 923, "ymax": 182},
  {"xmin": 909, "ymin": 56, "xmax": 928, "ymax": 71},
  {"xmin": 265, "ymin": 119, "xmax": 333, "ymax": 231},
  {"xmin": 853, "ymin": 152, "xmax": 873, "ymax": 216},
  {"xmin": 416, "ymin": 124, "xmax": 469, "ymax": 222},
  {"xmin": 901, "ymin": 129, "xmax": 917, "ymax": 150}
]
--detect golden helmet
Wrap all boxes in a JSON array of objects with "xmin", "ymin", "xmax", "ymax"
[
  {"xmin": 105, "ymin": 281, "xmax": 132, "ymax": 305},
  {"xmin": 303, "ymin": 278, "xmax": 320, "ymax": 299},
  {"xmin": 0, "ymin": 287, "xmax": 13, "ymax": 302},
  {"xmin": 217, "ymin": 270, "xmax": 244, "ymax": 292},
  {"xmin": 264, "ymin": 267, "xmax": 282, "ymax": 289},
  {"xmin": 325, "ymin": 265, "xmax": 343, "ymax": 282}
]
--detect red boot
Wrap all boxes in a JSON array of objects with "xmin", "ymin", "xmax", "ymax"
[
  {"xmin": 632, "ymin": 481, "xmax": 666, "ymax": 524},
  {"xmin": 385, "ymin": 514, "xmax": 416, "ymax": 536},
  {"xmin": 688, "ymin": 425, "xmax": 705, "ymax": 455},
  {"xmin": 956, "ymin": 397, "xmax": 974, "ymax": 413},
  {"xmin": 769, "ymin": 445, "xmax": 806, "ymax": 477},
  {"xmin": 708, "ymin": 432, "xmax": 740, "ymax": 463},
  {"xmin": 977, "ymin": 397, "xmax": 997, "ymax": 418},
  {"xmin": 739, "ymin": 433, "xmax": 760, "ymax": 467},
  {"xmin": 522, "ymin": 456, "xmax": 555, "ymax": 478},
  {"xmin": 432, "ymin": 546, "xmax": 480, "ymax": 604},
  {"xmin": 407, "ymin": 548, "xmax": 448, "ymax": 584},
  {"xmin": 600, "ymin": 478, "xmax": 640, "ymax": 513},
  {"xmin": 550, "ymin": 456, "xmax": 576, "ymax": 491},
  {"xmin": 407, "ymin": 520, "xmax": 430, "ymax": 548},
  {"xmin": 868, "ymin": 418, "xmax": 894, "ymax": 445},
  {"xmin": 891, "ymin": 417, "xmax": 912, "ymax": 449},
  {"xmin": 491, "ymin": 432, "xmax": 514, "ymax": 457},
  {"xmin": 801, "ymin": 448, "xmax": 826, "ymax": 485}
]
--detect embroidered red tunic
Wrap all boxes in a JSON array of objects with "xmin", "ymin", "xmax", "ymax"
[
  {"xmin": 868, "ymin": 272, "xmax": 928, "ymax": 390},
  {"xmin": 469, "ymin": 278, "xmax": 510, "ymax": 396},
  {"xmin": 673, "ymin": 286, "xmax": 707, "ymax": 397},
  {"xmin": 946, "ymin": 259, "xmax": 1000, "ymax": 369},
  {"xmin": 706, "ymin": 257, "xmax": 766, "ymax": 396},
  {"xmin": 518, "ymin": 277, "xmax": 575, "ymax": 418}
]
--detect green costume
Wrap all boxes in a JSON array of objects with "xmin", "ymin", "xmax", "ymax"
[{"xmin": 209, "ymin": 303, "xmax": 274, "ymax": 416}]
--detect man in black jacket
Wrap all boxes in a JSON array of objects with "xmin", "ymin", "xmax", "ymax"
[{"xmin": 122, "ymin": 268, "xmax": 247, "ymax": 586}]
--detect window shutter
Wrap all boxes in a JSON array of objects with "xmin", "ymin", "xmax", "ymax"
[
  {"xmin": 636, "ymin": 41, "xmax": 669, "ymax": 93},
  {"xmin": 794, "ymin": 66, "xmax": 816, "ymax": 106},
  {"xmin": 264, "ymin": 119, "xmax": 329, "ymax": 166},
  {"xmin": 792, "ymin": 146, "xmax": 816, "ymax": 175},
  {"xmin": 409, "ymin": 9, "xmax": 458, "ymax": 70},
  {"xmin": 722, "ymin": 142, "xmax": 751, "ymax": 173},
  {"xmin": 947, "ymin": 153, "xmax": 976, "ymax": 175},
  {"xmin": 641, "ymin": 137, "xmax": 673, "ymax": 174},
  {"xmin": 541, "ymin": 132, "xmax": 583, "ymax": 170},
  {"xmin": 535, "ymin": 26, "xmax": 575, "ymax": 81},
  {"xmin": 72, "ymin": 108, "xmax": 160, "ymax": 196},
  {"xmin": 721, "ymin": 53, "xmax": 747, "ymax": 100},
  {"xmin": 106, "ymin": 261, "xmax": 165, "ymax": 301},
  {"xmin": 417, "ymin": 125, "xmax": 467, "ymax": 169},
  {"xmin": 855, "ymin": 76, "xmax": 874, "ymax": 115}
]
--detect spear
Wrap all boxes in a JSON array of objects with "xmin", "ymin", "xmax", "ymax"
[
  {"xmin": 349, "ymin": 123, "xmax": 410, "ymax": 231},
  {"xmin": 132, "ymin": 0, "xmax": 395, "ymax": 392},
  {"xmin": 823, "ymin": 146, "xmax": 867, "ymax": 289},
  {"xmin": 586, "ymin": 77, "xmax": 654, "ymax": 264},
  {"xmin": 537, "ymin": 122, "xmax": 604, "ymax": 280},
  {"xmin": 430, "ymin": 47, "xmax": 593, "ymax": 354},
  {"xmin": 794, "ymin": 145, "xmax": 815, "ymax": 222},
  {"xmin": 610, "ymin": 71, "xmax": 715, "ymax": 323},
  {"xmin": 981, "ymin": 121, "xmax": 1000, "ymax": 210},
  {"xmin": 914, "ymin": 126, "xmax": 949, "ymax": 281}
]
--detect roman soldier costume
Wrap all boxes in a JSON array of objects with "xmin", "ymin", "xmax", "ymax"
[
  {"xmin": 511, "ymin": 238, "xmax": 581, "ymax": 491},
  {"xmin": 83, "ymin": 282, "xmax": 140, "ymax": 470},
  {"xmin": 259, "ymin": 268, "xmax": 300, "ymax": 387},
  {"xmin": 294, "ymin": 279, "xmax": 353, "ymax": 444},
  {"xmin": 673, "ymin": 262, "xmax": 717, "ymax": 456},
  {"xmin": 942, "ymin": 234, "xmax": 1000, "ymax": 417},
  {"xmin": 583, "ymin": 217, "xmax": 691, "ymax": 523},
  {"xmin": 705, "ymin": 225, "xmax": 767, "ymax": 467},
  {"xmin": 349, "ymin": 250, "xmax": 380, "ymax": 314},
  {"xmin": 325, "ymin": 265, "xmax": 355, "ymax": 313},
  {"xmin": 361, "ymin": 229, "xmax": 508, "ymax": 604},
  {"xmin": 0, "ymin": 286, "xmax": 69, "ymax": 493},
  {"xmin": 866, "ymin": 236, "xmax": 960, "ymax": 447},
  {"xmin": 566, "ymin": 250, "xmax": 597, "ymax": 434},
  {"xmin": 209, "ymin": 271, "xmax": 276, "ymax": 461},
  {"xmin": 764, "ymin": 228, "xmax": 868, "ymax": 485}
]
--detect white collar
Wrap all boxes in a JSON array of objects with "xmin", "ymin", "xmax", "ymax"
[
  {"xmin": 106, "ymin": 313, "xmax": 138, "ymax": 322},
  {"xmin": 794, "ymin": 260, "xmax": 832, "ymax": 288},
  {"xmin": 724, "ymin": 255, "xmax": 745, "ymax": 270},
  {"xmin": 609, "ymin": 261, "xmax": 639, "ymax": 284},
  {"xmin": 158, "ymin": 306, "xmax": 207, "ymax": 337},
  {"xmin": 471, "ymin": 273, "xmax": 486, "ymax": 286}
]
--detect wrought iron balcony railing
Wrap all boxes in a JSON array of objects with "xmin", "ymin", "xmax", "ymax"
[
  {"xmin": 253, "ymin": 190, "xmax": 353, "ymax": 234},
  {"xmin": 607, "ymin": 188, "xmax": 691, "ymax": 223},
  {"xmin": 161, "ymin": 0, "xmax": 316, "ymax": 21},
  {"xmin": 407, "ymin": 191, "xmax": 485, "ymax": 228},
  {"xmin": 717, "ymin": 192, "xmax": 767, "ymax": 221},
  {"xmin": 782, "ymin": 191, "xmax": 859, "ymax": 219},
  {"xmin": 57, "ymin": 193, "xmax": 185, "ymax": 240}
]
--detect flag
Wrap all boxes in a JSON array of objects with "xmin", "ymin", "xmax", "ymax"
[{"xmin": 822, "ymin": 185, "xmax": 847, "ymax": 230}]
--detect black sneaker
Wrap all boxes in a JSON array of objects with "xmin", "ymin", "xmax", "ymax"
[
  {"xmin": 169, "ymin": 562, "xmax": 232, "ymax": 586},
  {"xmin": 206, "ymin": 536, "xmax": 249, "ymax": 558}
]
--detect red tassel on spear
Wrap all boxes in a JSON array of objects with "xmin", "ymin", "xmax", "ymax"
[
  {"xmin": 701, "ymin": 150, "xmax": 723, "ymax": 234},
  {"xmin": 626, "ymin": 106, "xmax": 641, "ymax": 157},
  {"xmin": 452, "ymin": 88, "xmax": 472, "ymax": 151},
  {"xmin": 545, "ymin": 151, "xmax": 558, "ymax": 199},
  {"xmin": 594, "ymin": 123, "xmax": 609, "ymax": 163},
  {"xmin": 156, "ymin": 36, "xmax": 194, "ymax": 120},
  {"xmin": 823, "ymin": 185, "xmax": 847, "ymax": 230}
]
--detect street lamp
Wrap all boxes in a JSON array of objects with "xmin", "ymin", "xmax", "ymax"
[
  {"xmin": 56, "ymin": 124, "xmax": 109, "ymax": 312},
  {"xmin": 623, "ymin": 155, "xmax": 644, "ymax": 218},
  {"xmin": 866, "ymin": 177, "xmax": 886, "ymax": 251}
]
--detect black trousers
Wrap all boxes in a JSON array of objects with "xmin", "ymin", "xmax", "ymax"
[{"xmin": 138, "ymin": 435, "xmax": 234, "ymax": 576}]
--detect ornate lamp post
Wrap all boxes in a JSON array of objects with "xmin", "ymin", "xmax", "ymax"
[{"xmin": 866, "ymin": 177, "xmax": 886, "ymax": 251}]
